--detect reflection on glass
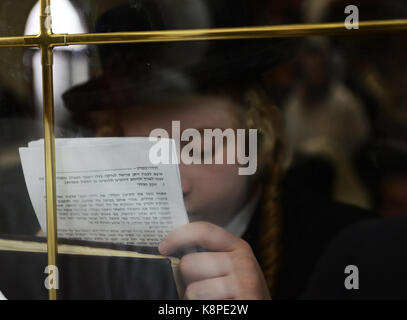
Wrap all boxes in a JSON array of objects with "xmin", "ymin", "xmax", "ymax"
[
  {"xmin": 0, "ymin": 48, "xmax": 42, "ymax": 236},
  {"xmin": 0, "ymin": 0, "xmax": 407, "ymax": 301},
  {"xmin": 25, "ymin": 0, "xmax": 89, "ymax": 128}
]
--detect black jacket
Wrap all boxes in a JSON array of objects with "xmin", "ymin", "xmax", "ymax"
[{"xmin": 303, "ymin": 215, "xmax": 407, "ymax": 300}]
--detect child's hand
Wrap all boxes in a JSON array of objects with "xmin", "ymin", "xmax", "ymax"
[{"xmin": 158, "ymin": 221, "xmax": 271, "ymax": 300}]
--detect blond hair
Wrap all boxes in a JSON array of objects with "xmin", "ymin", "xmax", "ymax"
[{"xmin": 233, "ymin": 85, "xmax": 285, "ymax": 298}]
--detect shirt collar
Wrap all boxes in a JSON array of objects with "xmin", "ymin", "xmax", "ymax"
[{"xmin": 225, "ymin": 188, "xmax": 262, "ymax": 238}]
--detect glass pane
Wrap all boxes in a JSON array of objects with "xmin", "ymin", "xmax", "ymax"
[
  {"xmin": 268, "ymin": 35, "xmax": 407, "ymax": 299},
  {"xmin": 0, "ymin": 46, "xmax": 48, "ymax": 300},
  {"xmin": 2, "ymin": 0, "xmax": 407, "ymax": 38},
  {"xmin": 0, "ymin": 1, "xmax": 36, "ymax": 37},
  {"xmin": 61, "ymin": 29, "xmax": 407, "ymax": 300},
  {"xmin": 1, "ymin": 0, "xmax": 407, "ymax": 301},
  {"xmin": 66, "ymin": 0, "xmax": 407, "ymax": 34},
  {"xmin": 316, "ymin": 0, "xmax": 407, "ymax": 23},
  {"xmin": 0, "ymin": 47, "xmax": 42, "ymax": 236},
  {"xmin": 57, "ymin": 11, "xmax": 407, "ymax": 300}
]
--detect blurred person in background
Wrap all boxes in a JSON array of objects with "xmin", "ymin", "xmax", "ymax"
[
  {"xmin": 276, "ymin": 35, "xmax": 380, "ymax": 298},
  {"xmin": 320, "ymin": 0, "xmax": 407, "ymax": 216},
  {"xmin": 303, "ymin": 214, "xmax": 407, "ymax": 299},
  {"xmin": 295, "ymin": 0, "xmax": 407, "ymax": 299},
  {"xmin": 283, "ymin": 37, "xmax": 371, "ymax": 210},
  {"xmin": 357, "ymin": 141, "xmax": 407, "ymax": 217},
  {"xmin": 377, "ymin": 152, "xmax": 407, "ymax": 217},
  {"xmin": 322, "ymin": 0, "xmax": 407, "ymax": 142}
]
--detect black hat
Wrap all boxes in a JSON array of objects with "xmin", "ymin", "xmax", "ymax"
[{"xmin": 63, "ymin": 0, "xmax": 291, "ymax": 113}]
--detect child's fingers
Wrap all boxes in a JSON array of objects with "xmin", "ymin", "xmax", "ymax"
[
  {"xmin": 158, "ymin": 221, "xmax": 244, "ymax": 255},
  {"xmin": 184, "ymin": 276, "xmax": 236, "ymax": 300},
  {"xmin": 180, "ymin": 251, "xmax": 232, "ymax": 284}
]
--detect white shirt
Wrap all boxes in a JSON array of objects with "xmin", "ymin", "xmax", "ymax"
[{"xmin": 225, "ymin": 189, "xmax": 262, "ymax": 238}]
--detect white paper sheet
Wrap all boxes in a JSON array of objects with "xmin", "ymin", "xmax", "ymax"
[{"xmin": 19, "ymin": 138, "xmax": 188, "ymax": 247}]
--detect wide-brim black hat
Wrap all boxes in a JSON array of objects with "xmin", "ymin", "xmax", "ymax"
[{"xmin": 63, "ymin": 0, "xmax": 292, "ymax": 113}]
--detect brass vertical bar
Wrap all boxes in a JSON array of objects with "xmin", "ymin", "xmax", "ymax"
[
  {"xmin": 40, "ymin": 0, "xmax": 58, "ymax": 301},
  {"xmin": 42, "ymin": 46, "xmax": 57, "ymax": 301},
  {"xmin": 40, "ymin": 0, "xmax": 51, "ymax": 27}
]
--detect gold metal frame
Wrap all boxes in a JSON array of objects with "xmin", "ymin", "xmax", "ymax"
[{"xmin": 0, "ymin": 0, "xmax": 406, "ymax": 300}]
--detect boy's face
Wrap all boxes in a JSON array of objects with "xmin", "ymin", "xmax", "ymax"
[{"xmin": 119, "ymin": 96, "xmax": 254, "ymax": 227}]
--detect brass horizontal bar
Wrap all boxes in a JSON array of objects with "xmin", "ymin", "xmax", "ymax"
[
  {"xmin": 1, "ymin": 20, "xmax": 406, "ymax": 49},
  {"xmin": 62, "ymin": 20, "xmax": 407, "ymax": 46},
  {"xmin": 0, "ymin": 35, "xmax": 39, "ymax": 48}
]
